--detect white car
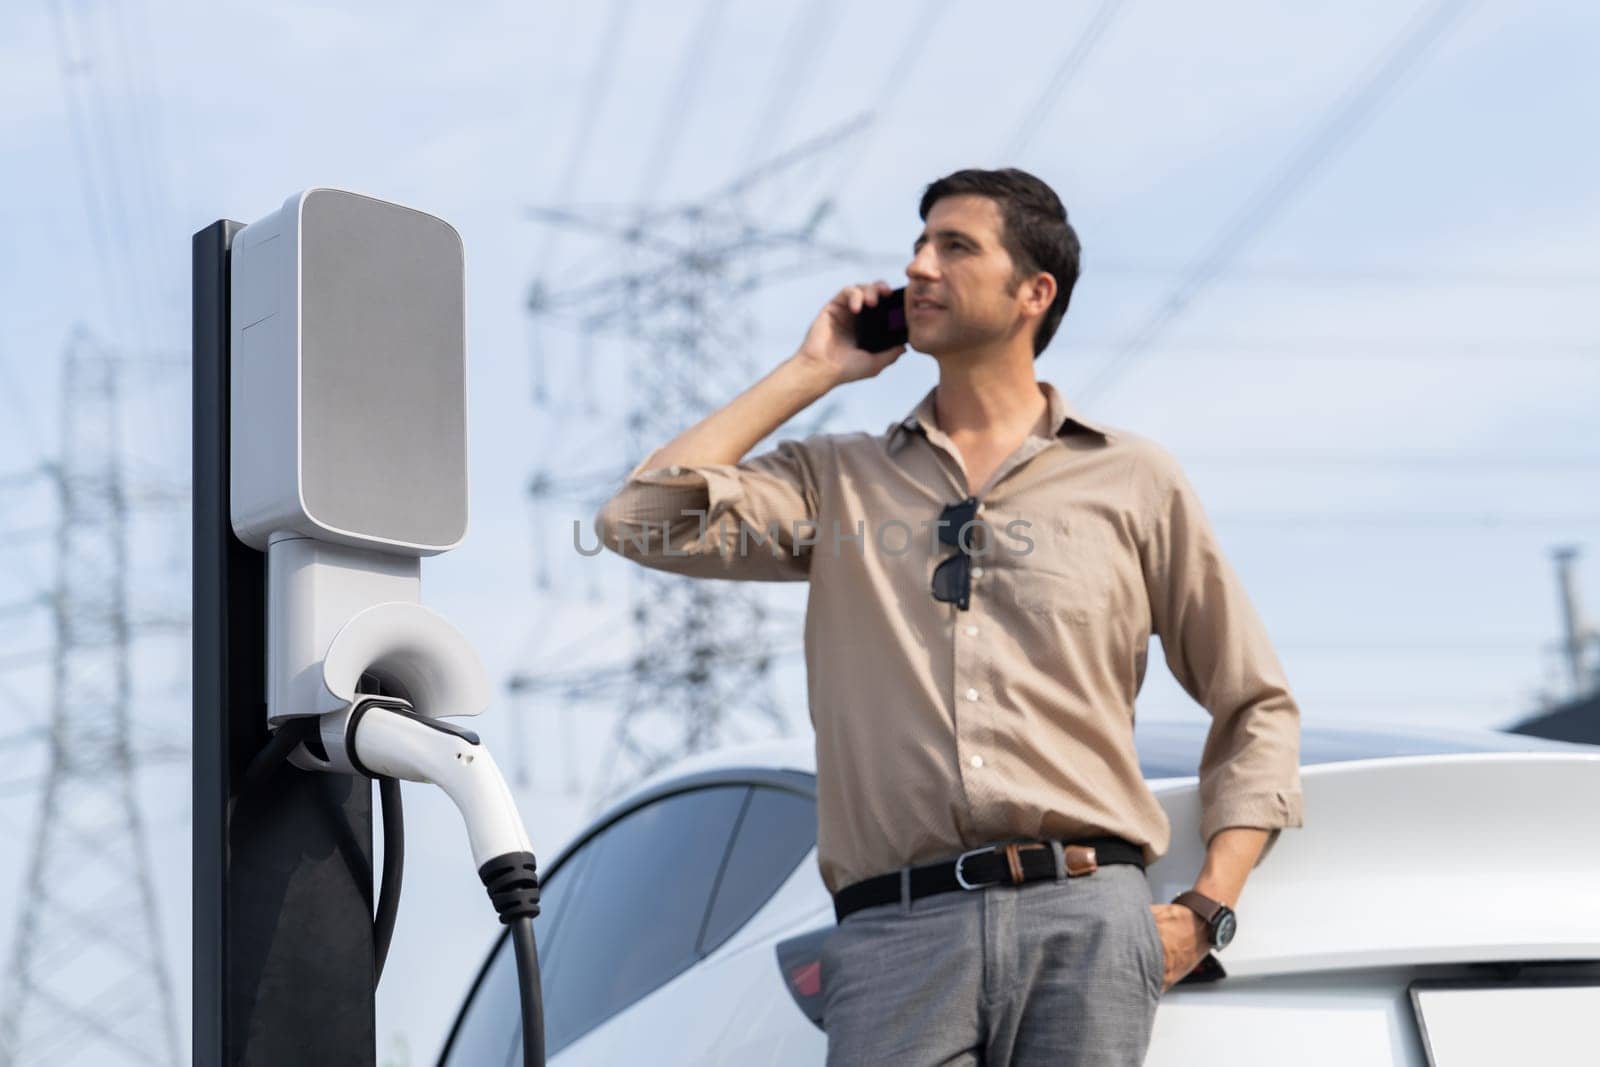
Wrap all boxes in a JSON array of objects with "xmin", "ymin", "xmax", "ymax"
[{"xmin": 438, "ymin": 722, "xmax": 1600, "ymax": 1066}]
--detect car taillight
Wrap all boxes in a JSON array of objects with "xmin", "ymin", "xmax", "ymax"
[
  {"xmin": 788, "ymin": 959, "xmax": 821, "ymax": 997},
  {"xmin": 774, "ymin": 925, "xmax": 832, "ymax": 1030}
]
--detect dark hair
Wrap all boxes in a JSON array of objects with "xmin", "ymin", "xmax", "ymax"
[{"xmin": 918, "ymin": 168, "xmax": 1080, "ymax": 358}]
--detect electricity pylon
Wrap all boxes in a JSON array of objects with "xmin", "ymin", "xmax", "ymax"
[
  {"xmin": 521, "ymin": 117, "xmax": 874, "ymax": 807},
  {"xmin": 0, "ymin": 329, "xmax": 181, "ymax": 1067}
]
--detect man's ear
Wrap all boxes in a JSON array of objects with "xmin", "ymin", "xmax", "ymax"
[{"xmin": 1025, "ymin": 271, "xmax": 1056, "ymax": 316}]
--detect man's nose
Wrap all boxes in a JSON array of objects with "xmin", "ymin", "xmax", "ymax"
[{"xmin": 907, "ymin": 246, "xmax": 937, "ymax": 279}]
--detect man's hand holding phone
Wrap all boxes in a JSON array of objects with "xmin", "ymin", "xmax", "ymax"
[
  {"xmin": 791, "ymin": 280, "xmax": 907, "ymax": 391},
  {"xmin": 632, "ymin": 280, "xmax": 906, "ymax": 471}
]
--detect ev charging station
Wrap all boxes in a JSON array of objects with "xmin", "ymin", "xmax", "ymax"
[{"xmin": 193, "ymin": 190, "xmax": 544, "ymax": 1066}]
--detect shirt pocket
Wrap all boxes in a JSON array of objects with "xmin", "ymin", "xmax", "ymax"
[{"xmin": 1004, "ymin": 516, "xmax": 1116, "ymax": 626}]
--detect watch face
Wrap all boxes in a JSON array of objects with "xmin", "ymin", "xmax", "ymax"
[{"xmin": 1214, "ymin": 909, "xmax": 1237, "ymax": 949}]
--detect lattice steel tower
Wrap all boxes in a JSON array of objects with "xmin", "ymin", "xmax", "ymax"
[
  {"xmin": 523, "ymin": 119, "xmax": 873, "ymax": 806},
  {"xmin": 0, "ymin": 330, "xmax": 180, "ymax": 1067}
]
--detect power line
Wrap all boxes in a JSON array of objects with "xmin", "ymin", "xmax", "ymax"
[
  {"xmin": 633, "ymin": 0, "xmax": 732, "ymax": 202},
  {"xmin": 741, "ymin": 0, "xmax": 842, "ymax": 171},
  {"xmin": 555, "ymin": 0, "xmax": 636, "ymax": 207},
  {"xmin": 1002, "ymin": 0, "xmax": 1126, "ymax": 159},
  {"xmin": 104, "ymin": 0, "xmax": 184, "ymax": 327},
  {"xmin": 1075, "ymin": 0, "xmax": 1479, "ymax": 405},
  {"xmin": 814, "ymin": 0, "xmax": 954, "ymax": 204},
  {"xmin": 44, "ymin": 0, "xmax": 121, "ymax": 339},
  {"xmin": 47, "ymin": 0, "xmax": 157, "ymax": 355},
  {"xmin": 524, "ymin": 0, "xmax": 639, "ymax": 404},
  {"xmin": 527, "ymin": 0, "xmax": 637, "ymax": 279}
]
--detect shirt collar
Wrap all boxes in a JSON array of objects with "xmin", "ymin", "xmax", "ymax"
[{"xmin": 886, "ymin": 380, "xmax": 1115, "ymax": 451}]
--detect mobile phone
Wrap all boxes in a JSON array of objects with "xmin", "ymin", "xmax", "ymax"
[{"xmin": 853, "ymin": 287, "xmax": 908, "ymax": 353}]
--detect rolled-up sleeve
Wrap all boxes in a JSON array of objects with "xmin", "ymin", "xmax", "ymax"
[
  {"xmin": 1137, "ymin": 444, "xmax": 1305, "ymax": 851},
  {"xmin": 592, "ymin": 436, "xmax": 827, "ymax": 581}
]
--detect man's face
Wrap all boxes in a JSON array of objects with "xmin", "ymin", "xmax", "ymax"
[{"xmin": 904, "ymin": 194, "xmax": 1048, "ymax": 357}]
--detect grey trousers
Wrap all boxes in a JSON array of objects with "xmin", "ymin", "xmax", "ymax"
[{"xmin": 820, "ymin": 852, "xmax": 1164, "ymax": 1066}]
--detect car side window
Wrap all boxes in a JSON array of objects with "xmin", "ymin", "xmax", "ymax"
[
  {"xmin": 536, "ymin": 785, "xmax": 748, "ymax": 1056},
  {"xmin": 441, "ymin": 782, "xmax": 800, "ymax": 1062},
  {"xmin": 697, "ymin": 786, "xmax": 817, "ymax": 955},
  {"xmin": 441, "ymin": 842, "xmax": 592, "ymax": 1067},
  {"xmin": 439, "ymin": 929, "xmax": 519, "ymax": 1067}
]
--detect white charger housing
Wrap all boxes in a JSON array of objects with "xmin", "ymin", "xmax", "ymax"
[
  {"xmin": 229, "ymin": 188, "xmax": 485, "ymax": 725},
  {"xmin": 230, "ymin": 186, "xmax": 468, "ymax": 556}
]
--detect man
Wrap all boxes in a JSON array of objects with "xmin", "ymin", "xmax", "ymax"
[{"xmin": 593, "ymin": 168, "xmax": 1303, "ymax": 1065}]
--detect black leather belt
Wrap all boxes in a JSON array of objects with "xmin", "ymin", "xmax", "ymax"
[{"xmin": 832, "ymin": 836, "xmax": 1146, "ymax": 923}]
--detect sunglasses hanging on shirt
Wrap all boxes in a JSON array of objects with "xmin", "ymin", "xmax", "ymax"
[{"xmin": 931, "ymin": 496, "xmax": 981, "ymax": 611}]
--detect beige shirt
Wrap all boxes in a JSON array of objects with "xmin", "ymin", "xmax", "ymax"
[{"xmin": 594, "ymin": 380, "xmax": 1304, "ymax": 895}]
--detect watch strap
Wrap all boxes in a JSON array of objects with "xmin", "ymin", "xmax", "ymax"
[{"xmin": 1172, "ymin": 890, "xmax": 1225, "ymax": 927}]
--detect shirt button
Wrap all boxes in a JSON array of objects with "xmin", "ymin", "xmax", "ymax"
[
  {"xmin": 964, "ymin": 624, "xmax": 979, "ymax": 637},
  {"xmin": 971, "ymin": 565, "xmax": 985, "ymax": 578},
  {"xmin": 965, "ymin": 687, "xmax": 979, "ymax": 702},
  {"xmin": 970, "ymin": 754, "xmax": 984, "ymax": 768}
]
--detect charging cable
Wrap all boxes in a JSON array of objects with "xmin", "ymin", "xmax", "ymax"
[
  {"xmin": 234, "ymin": 700, "xmax": 545, "ymax": 1065},
  {"xmin": 340, "ymin": 698, "xmax": 546, "ymax": 1066},
  {"xmin": 233, "ymin": 715, "xmax": 408, "ymax": 982}
]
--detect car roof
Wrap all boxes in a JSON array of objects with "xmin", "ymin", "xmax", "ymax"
[{"xmin": 620, "ymin": 718, "xmax": 1591, "ymax": 803}]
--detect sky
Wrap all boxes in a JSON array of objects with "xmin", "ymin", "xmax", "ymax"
[{"xmin": 1, "ymin": 0, "xmax": 1598, "ymax": 1063}]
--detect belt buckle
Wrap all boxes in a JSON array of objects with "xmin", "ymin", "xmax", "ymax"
[{"xmin": 953, "ymin": 845, "xmax": 999, "ymax": 890}]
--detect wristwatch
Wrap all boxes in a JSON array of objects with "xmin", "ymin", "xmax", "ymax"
[{"xmin": 1172, "ymin": 890, "xmax": 1237, "ymax": 950}]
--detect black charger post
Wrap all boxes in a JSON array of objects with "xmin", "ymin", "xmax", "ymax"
[{"xmin": 192, "ymin": 219, "xmax": 378, "ymax": 1067}]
